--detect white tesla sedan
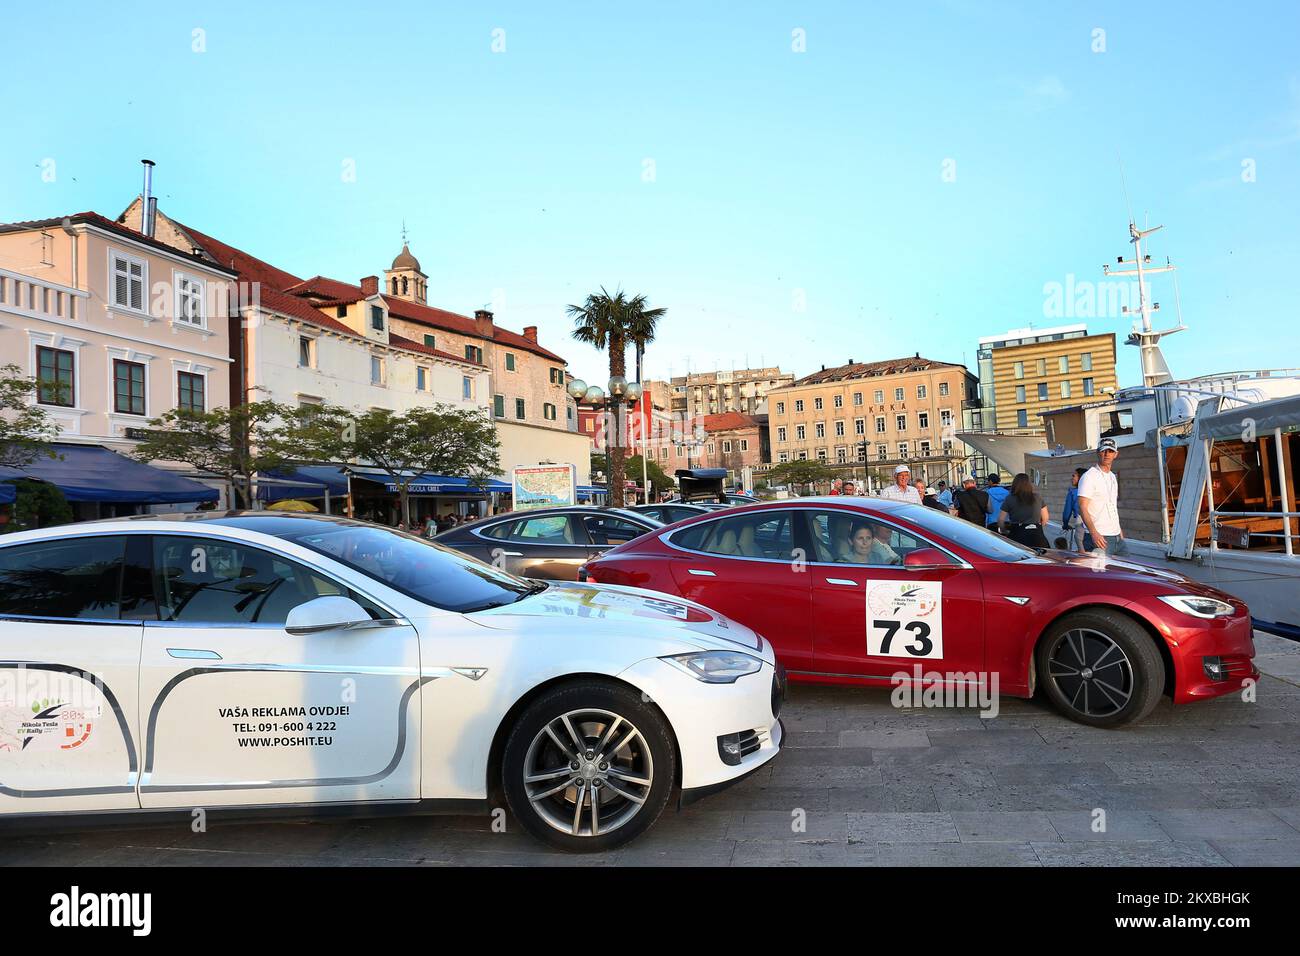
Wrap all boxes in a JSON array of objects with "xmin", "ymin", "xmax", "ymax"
[{"xmin": 0, "ymin": 513, "xmax": 783, "ymax": 852}]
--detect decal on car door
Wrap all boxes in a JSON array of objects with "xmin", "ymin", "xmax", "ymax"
[{"xmin": 865, "ymin": 580, "xmax": 944, "ymax": 660}]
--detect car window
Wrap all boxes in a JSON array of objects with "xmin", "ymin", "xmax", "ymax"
[
  {"xmin": 801, "ymin": 510, "xmax": 939, "ymax": 566},
  {"xmin": 486, "ymin": 514, "xmax": 579, "ymax": 544},
  {"xmin": 152, "ymin": 536, "xmax": 382, "ymax": 625},
  {"xmin": 0, "ymin": 535, "xmax": 126, "ymax": 620},
  {"xmin": 672, "ymin": 511, "xmax": 794, "ymax": 560},
  {"xmin": 886, "ymin": 504, "xmax": 1034, "ymax": 562},
  {"xmin": 583, "ymin": 514, "xmax": 650, "ymax": 546}
]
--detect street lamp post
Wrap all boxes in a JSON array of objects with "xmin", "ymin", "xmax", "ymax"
[{"xmin": 567, "ymin": 376, "xmax": 644, "ymax": 507}]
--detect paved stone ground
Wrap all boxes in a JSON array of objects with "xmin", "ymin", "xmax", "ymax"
[{"xmin": 6, "ymin": 632, "xmax": 1299, "ymax": 867}]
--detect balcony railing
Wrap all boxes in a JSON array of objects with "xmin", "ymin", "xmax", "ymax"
[{"xmin": 0, "ymin": 268, "xmax": 90, "ymax": 322}]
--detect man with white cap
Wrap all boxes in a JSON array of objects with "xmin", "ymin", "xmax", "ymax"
[
  {"xmin": 878, "ymin": 464, "xmax": 922, "ymax": 504},
  {"xmin": 1078, "ymin": 437, "xmax": 1126, "ymax": 556}
]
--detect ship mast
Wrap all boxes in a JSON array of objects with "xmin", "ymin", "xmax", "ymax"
[{"xmin": 1102, "ymin": 220, "xmax": 1186, "ymax": 388}]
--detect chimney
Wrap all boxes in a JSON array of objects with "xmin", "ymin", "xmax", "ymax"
[
  {"xmin": 522, "ymin": 325, "xmax": 538, "ymax": 343},
  {"xmin": 474, "ymin": 308, "xmax": 494, "ymax": 337},
  {"xmin": 141, "ymin": 159, "xmax": 157, "ymax": 238},
  {"xmin": 360, "ymin": 276, "xmax": 379, "ymax": 296}
]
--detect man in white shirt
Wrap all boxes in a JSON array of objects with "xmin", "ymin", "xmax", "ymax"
[
  {"xmin": 878, "ymin": 464, "xmax": 922, "ymax": 504},
  {"xmin": 1078, "ymin": 437, "xmax": 1126, "ymax": 556}
]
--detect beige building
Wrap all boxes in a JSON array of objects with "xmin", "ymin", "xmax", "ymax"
[
  {"xmin": 647, "ymin": 366, "xmax": 794, "ymax": 420},
  {"xmin": 767, "ymin": 356, "xmax": 979, "ymax": 486},
  {"xmin": 0, "ymin": 212, "xmax": 235, "ymax": 453}
]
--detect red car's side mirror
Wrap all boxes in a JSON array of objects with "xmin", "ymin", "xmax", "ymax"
[{"xmin": 903, "ymin": 547, "xmax": 952, "ymax": 568}]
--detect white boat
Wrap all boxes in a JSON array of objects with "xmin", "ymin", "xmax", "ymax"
[{"xmin": 1030, "ymin": 221, "xmax": 1300, "ymax": 634}]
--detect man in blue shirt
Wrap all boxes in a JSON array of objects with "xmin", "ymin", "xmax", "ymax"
[
  {"xmin": 935, "ymin": 480, "xmax": 953, "ymax": 509},
  {"xmin": 984, "ymin": 473, "xmax": 1010, "ymax": 528}
]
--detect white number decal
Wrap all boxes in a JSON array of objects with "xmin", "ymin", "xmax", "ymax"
[{"xmin": 865, "ymin": 580, "xmax": 944, "ymax": 659}]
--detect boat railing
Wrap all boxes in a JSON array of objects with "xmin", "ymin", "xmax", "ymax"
[{"xmin": 1209, "ymin": 510, "xmax": 1299, "ymax": 557}]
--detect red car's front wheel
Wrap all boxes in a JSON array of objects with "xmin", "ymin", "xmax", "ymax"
[{"xmin": 1035, "ymin": 609, "xmax": 1165, "ymax": 727}]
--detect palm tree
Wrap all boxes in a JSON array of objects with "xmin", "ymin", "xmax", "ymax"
[{"xmin": 569, "ymin": 288, "xmax": 667, "ymax": 507}]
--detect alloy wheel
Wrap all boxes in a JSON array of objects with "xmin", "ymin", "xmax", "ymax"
[
  {"xmin": 522, "ymin": 708, "xmax": 654, "ymax": 838},
  {"xmin": 1047, "ymin": 627, "xmax": 1135, "ymax": 717}
]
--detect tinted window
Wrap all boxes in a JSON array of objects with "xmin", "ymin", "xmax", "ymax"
[
  {"xmin": 802, "ymin": 510, "xmax": 939, "ymax": 566},
  {"xmin": 0, "ymin": 536, "xmax": 125, "ymax": 620},
  {"xmin": 483, "ymin": 515, "xmax": 578, "ymax": 544},
  {"xmin": 672, "ymin": 512, "xmax": 794, "ymax": 560},
  {"xmin": 280, "ymin": 524, "xmax": 535, "ymax": 613},
  {"xmin": 886, "ymin": 504, "xmax": 1034, "ymax": 562},
  {"xmin": 152, "ymin": 536, "xmax": 383, "ymax": 625},
  {"xmin": 583, "ymin": 514, "xmax": 650, "ymax": 546}
]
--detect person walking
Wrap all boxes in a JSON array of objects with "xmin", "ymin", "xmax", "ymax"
[
  {"xmin": 983, "ymin": 473, "xmax": 1010, "ymax": 528},
  {"xmin": 841, "ymin": 480, "xmax": 857, "ymax": 496},
  {"xmin": 1060, "ymin": 467, "xmax": 1087, "ymax": 550},
  {"xmin": 997, "ymin": 472, "xmax": 1050, "ymax": 548},
  {"xmin": 878, "ymin": 464, "xmax": 922, "ymax": 504},
  {"xmin": 950, "ymin": 475, "xmax": 991, "ymax": 525},
  {"xmin": 1078, "ymin": 437, "xmax": 1126, "ymax": 556}
]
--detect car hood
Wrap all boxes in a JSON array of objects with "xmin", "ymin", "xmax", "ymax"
[
  {"xmin": 1006, "ymin": 549, "xmax": 1238, "ymax": 599},
  {"xmin": 466, "ymin": 580, "xmax": 770, "ymax": 657}
]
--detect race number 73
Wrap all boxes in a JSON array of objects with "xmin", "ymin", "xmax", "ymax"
[
  {"xmin": 865, "ymin": 580, "xmax": 944, "ymax": 660},
  {"xmin": 871, "ymin": 618, "xmax": 933, "ymax": 657}
]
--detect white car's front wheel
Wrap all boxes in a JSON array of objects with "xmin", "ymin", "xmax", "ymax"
[{"xmin": 503, "ymin": 680, "xmax": 675, "ymax": 852}]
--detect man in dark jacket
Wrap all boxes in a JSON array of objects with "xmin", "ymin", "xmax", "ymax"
[{"xmin": 951, "ymin": 475, "xmax": 991, "ymax": 525}]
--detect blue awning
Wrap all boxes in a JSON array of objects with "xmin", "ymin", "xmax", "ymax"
[
  {"xmin": 349, "ymin": 468, "xmax": 500, "ymax": 495},
  {"xmin": 0, "ymin": 445, "xmax": 218, "ymax": 504},
  {"xmin": 256, "ymin": 466, "xmax": 349, "ymax": 502}
]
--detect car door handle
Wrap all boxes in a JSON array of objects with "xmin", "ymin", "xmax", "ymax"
[
  {"xmin": 824, "ymin": 578, "xmax": 858, "ymax": 586},
  {"xmin": 687, "ymin": 569, "xmax": 716, "ymax": 577},
  {"xmin": 167, "ymin": 648, "xmax": 222, "ymax": 660},
  {"xmin": 494, "ymin": 550, "xmax": 523, "ymax": 557}
]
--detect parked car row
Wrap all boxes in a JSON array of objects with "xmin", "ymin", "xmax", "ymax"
[{"xmin": 0, "ymin": 496, "xmax": 1259, "ymax": 853}]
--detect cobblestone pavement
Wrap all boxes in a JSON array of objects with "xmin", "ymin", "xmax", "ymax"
[{"xmin": 6, "ymin": 632, "xmax": 1298, "ymax": 867}]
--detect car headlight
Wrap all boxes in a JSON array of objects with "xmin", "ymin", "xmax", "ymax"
[
  {"xmin": 1157, "ymin": 594, "xmax": 1236, "ymax": 619},
  {"xmin": 661, "ymin": 650, "xmax": 763, "ymax": 684}
]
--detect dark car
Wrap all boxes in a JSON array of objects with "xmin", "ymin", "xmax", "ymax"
[
  {"xmin": 433, "ymin": 506, "xmax": 662, "ymax": 580},
  {"xmin": 631, "ymin": 502, "xmax": 714, "ymax": 524}
]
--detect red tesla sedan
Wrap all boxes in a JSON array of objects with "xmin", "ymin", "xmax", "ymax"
[{"xmin": 578, "ymin": 498, "xmax": 1258, "ymax": 727}]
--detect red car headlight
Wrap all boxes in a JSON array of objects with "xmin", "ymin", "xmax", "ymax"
[{"xmin": 1156, "ymin": 594, "xmax": 1236, "ymax": 619}]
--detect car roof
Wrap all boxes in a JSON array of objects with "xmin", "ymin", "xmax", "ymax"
[
  {"xmin": 0, "ymin": 511, "xmax": 386, "ymax": 546},
  {"xmin": 437, "ymin": 505, "xmax": 658, "ymax": 533}
]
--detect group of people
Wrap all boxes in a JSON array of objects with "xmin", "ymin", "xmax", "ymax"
[{"xmin": 834, "ymin": 436, "xmax": 1126, "ymax": 557}]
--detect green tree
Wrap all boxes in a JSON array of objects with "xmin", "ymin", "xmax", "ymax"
[
  {"xmin": 766, "ymin": 460, "xmax": 837, "ymax": 495},
  {"xmin": 297, "ymin": 404, "xmax": 500, "ymax": 528},
  {"xmin": 569, "ymin": 288, "xmax": 667, "ymax": 508},
  {"xmin": 3, "ymin": 479, "xmax": 73, "ymax": 533},
  {"xmin": 0, "ymin": 364, "xmax": 61, "ymax": 468},
  {"xmin": 130, "ymin": 401, "xmax": 295, "ymax": 509}
]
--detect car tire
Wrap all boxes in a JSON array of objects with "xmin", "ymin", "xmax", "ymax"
[
  {"xmin": 502, "ymin": 679, "xmax": 676, "ymax": 852},
  {"xmin": 1035, "ymin": 609, "xmax": 1165, "ymax": 728}
]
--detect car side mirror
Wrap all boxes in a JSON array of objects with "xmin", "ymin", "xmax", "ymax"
[
  {"xmin": 903, "ymin": 547, "xmax": 953, "ymax": 568},
  {"xmin": 285, "ymin": 596, "xmax": 376, "ymax": 635}
]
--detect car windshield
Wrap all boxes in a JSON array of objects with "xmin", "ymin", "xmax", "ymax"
[
  {"xmin": 280, "ymin": 523, "xmax": 538, "ymax": 612},
  {"xmin": 887, "ymin": 504, "xmax": 1038, "ymax": 562}
]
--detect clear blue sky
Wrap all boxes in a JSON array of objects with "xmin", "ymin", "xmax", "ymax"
[{"xmin": 4, "ymin": 1, "xmax": 1298, "ymax": 389}]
